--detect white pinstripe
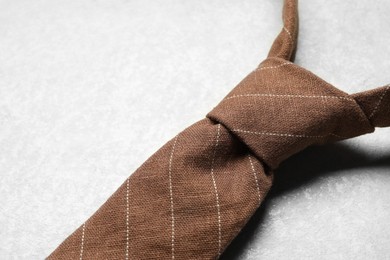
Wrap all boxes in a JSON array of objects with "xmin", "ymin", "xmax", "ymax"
[
  {"xmin": 248, "ymin": 154, "xmax": 262, "ymax": 203},
  {"xmin": 233, "ymin": 129, "xmax": 345, "ymax": 139},
  {"xmin": 283, "ymin": 27, "xmax": 293, "ymax": 41},
  {"xmin": 210, "ymin": 124, "xmax": 222, "ymax": 257},
  {"xmin": 255, "ymin": 62, "xmax": 292, "ymax": 71},
  {"xmin": 224, "ymin": 93, "xmax": 354, "ymax": 102},
  {"xmin": 79, "ymin": 223, "xmax": 86, "ymax": 260},
  {"xmin": 125, "ymin": 178, "xmax": 130, "ymax": 260},
  {"xmin": 168, "ymin": 135, "xmax": 179, "ymax": 260}
]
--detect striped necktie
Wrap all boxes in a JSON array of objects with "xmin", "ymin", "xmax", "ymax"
[{"xmin": 49, "ymin": 0, "xmax": 390, "ymax": 258}]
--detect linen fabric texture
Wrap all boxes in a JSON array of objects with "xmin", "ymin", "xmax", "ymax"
[{"xmin": 48, "ymin": 0, "xmax": 390, "ymax": 259}]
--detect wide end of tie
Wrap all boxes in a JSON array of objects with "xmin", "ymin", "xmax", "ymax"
[{"xmin": 48, "ymin": 119, "xmax": 274, "ymax": 259}]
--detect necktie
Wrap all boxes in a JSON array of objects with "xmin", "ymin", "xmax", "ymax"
[{"xmin": 48, "ymin": 0, "xmax": 390, "ymax": 259}]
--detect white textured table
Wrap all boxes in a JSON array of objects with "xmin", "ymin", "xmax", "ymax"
[{"xmin": 1, "ymin": 0, "xmax": 389, "ymax": 259}]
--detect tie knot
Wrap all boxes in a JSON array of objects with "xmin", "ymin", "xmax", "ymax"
[{"xmin": 207, "ymin": 58, "xmax": 375, "ymax": 169}]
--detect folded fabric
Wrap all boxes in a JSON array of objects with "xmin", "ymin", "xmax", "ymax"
[{"xmin": 48, "ymin": 0, "xmax": 390, "ymax": 259}]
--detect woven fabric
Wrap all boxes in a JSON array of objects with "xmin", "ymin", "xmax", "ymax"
[{"xmin": 48, "ymin": 0, "xmax": 390, "ymax": 259}]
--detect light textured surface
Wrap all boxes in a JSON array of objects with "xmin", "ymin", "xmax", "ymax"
[{"xmin": 0, "ymin": 0, "xmax": 389, "ymax": 259}]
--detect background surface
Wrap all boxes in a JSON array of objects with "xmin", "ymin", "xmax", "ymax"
[{"xmin": 1, "ymin": 0, "xmax": 390, "ymax": 259}]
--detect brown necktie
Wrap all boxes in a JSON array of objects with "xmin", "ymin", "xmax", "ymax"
[{"xmin": 48, "ymin": 0, "xmax": 390, "ymax": 259}]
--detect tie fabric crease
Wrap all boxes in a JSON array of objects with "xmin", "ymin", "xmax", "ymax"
[{"xmin": 48, "ymin": 0, "xmax": 390, "ymax": 259}]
